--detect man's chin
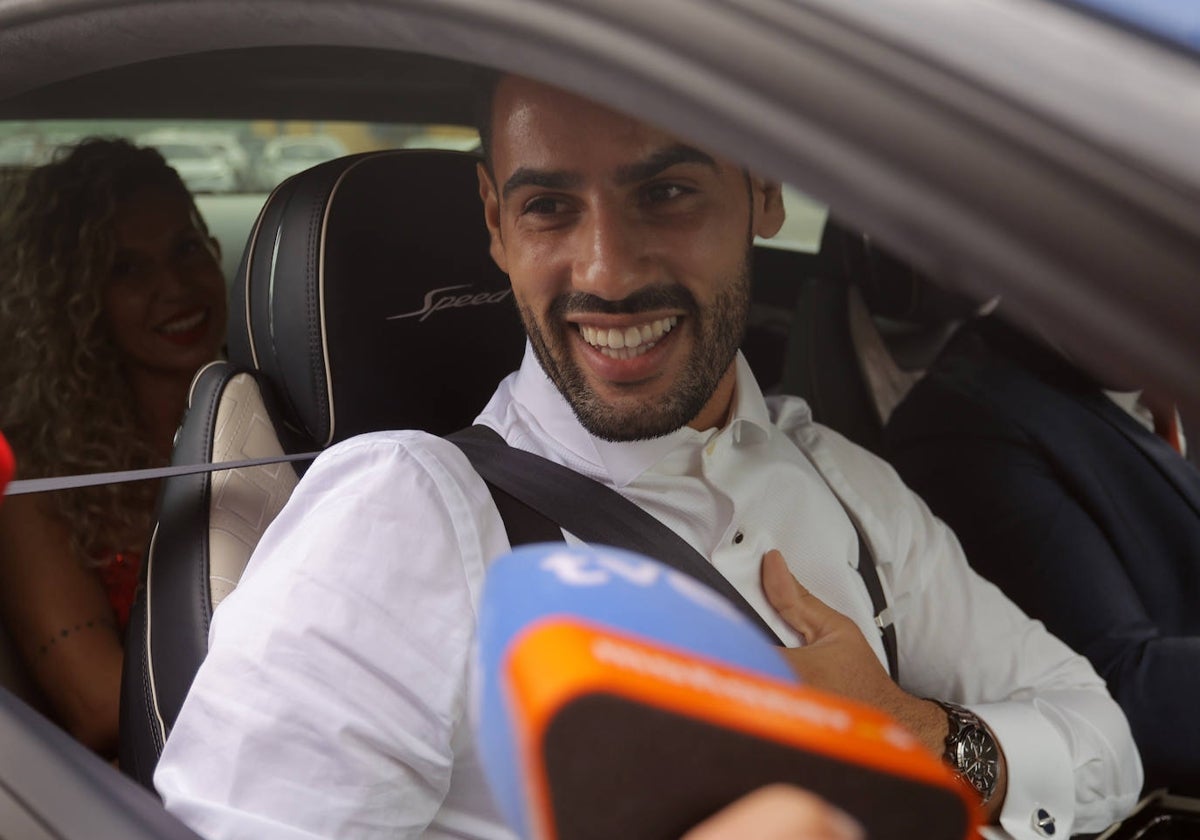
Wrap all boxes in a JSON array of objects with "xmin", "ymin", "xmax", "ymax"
[
  {"xmin": 580, "ymin": 417, "xmax": 681, "ymax": 443},
  {"xmin": 566, "ymin": 391, "xmax": 692, "ymax": 442},
  {"xmin": 528, "ymin": 330, "xmax": 700, "ymax": 440}
]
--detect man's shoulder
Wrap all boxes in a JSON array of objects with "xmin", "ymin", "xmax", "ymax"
[
  {"xmin": 303, "ymin": 428, "xmax": 486, "ymax": 489},
  {"xmin": 763, "ymin": 391, "xmax": 814, "ymax": 434},
  {"xmin": 320, "ymin": 427, "xmax": 479, "ymax": 458},
  {"xmin": 765, "ymin": 393, "xmax": 911, "ymax": 498},
  {"xmin": 767, "ymin": 392, "xmax": 875, "ymax": 459}
]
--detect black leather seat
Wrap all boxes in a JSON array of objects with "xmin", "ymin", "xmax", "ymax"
[{"xmin": 119, "ymin": 150, "xmax": 527, "ymax": 790}]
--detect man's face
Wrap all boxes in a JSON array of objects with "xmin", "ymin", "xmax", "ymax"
[{"xmin": 478, "ymin": 76, "xmax": 785, "ymax": 441}]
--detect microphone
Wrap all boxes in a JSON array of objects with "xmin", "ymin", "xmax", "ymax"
[{"xmin": 472, "ymin": 543, "xmax": 981, "ymax": 840}]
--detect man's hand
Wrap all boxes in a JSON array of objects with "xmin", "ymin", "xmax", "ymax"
[
  {"xmin": 681, "ymin": 784, "xmax": 863, "ymax": 840},
  {"xmin": 760, "ymin": 549, "xmax": 948, "ymax": 756}
]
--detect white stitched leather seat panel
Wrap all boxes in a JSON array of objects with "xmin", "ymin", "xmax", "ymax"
[{"xmin": 208, "ymin": 373, "xmax": 298, "ymax": 609}]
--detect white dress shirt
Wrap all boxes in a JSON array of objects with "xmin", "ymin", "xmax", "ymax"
[{"xmin": 157, "ymin": 347, "xmax": 1141, "ymax": 840}]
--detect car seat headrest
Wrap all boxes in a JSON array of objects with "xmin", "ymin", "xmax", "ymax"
[{"xmin": 227, "ymin": 150, "xmax": 525, "ymax": 447}]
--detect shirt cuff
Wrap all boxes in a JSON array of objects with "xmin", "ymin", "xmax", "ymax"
[{"xmin": 972, "ymin": 701, "xmax": 1074, "ymax": 840}]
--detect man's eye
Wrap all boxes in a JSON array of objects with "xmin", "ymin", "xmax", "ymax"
[
  {"xmin": 643, "ymin": 183, "xmax": 691, "ymax": 204},
  {"xmin": 522, "ymin": 196, "xmax": 569, "ymax": 216}
]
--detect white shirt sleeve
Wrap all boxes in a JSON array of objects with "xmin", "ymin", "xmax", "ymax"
[
  {"xmin": 154, "ymin": 431, "xmax": 512, "ymax": 840},
  {"xmin": 799, "ymin": 426, "xmax": 1142, "ymax": 838}
]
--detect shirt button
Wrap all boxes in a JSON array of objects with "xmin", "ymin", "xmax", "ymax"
[
  {"xmin": 1032, "ymin": 808, "xmax": 1056, "ymax": 836},
  {"xmin": 732, "ymin": 531, "xmax": 744, "ymax": 545}
]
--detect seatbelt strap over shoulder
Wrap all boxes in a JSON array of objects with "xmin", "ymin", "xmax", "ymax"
[
  {"xmin": 4, "ymin": 452, "xmax": 319, "ymax": 496},
  {"xmin": 448, "ymin": 425, "xmax": 785, "ymax": 645}
]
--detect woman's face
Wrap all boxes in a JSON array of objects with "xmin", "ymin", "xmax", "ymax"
[{"xmin": 102, "ymin": 183, "xmax": 227, "ymax": 384}]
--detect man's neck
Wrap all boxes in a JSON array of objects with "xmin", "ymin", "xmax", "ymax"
[{"xmin": 686, "ymin": 363, "xmax": 738, "ymax": 433}]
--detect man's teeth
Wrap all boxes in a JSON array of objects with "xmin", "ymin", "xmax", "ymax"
[
  {"xmin": 160, "ymin": 310, "xmax": 207, "ymax": 334},
  {"xmin": 579, "ymin": 316, "xmax": 678, "ymax": 360}
]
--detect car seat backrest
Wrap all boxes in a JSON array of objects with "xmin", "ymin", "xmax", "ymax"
[
  {"xmin": 743, "ymin": 245, "xmax": 824, "ymax": 395},
  {"xmin": 120, "ymin": 150, "xmax": 526, "ymax": 790}
]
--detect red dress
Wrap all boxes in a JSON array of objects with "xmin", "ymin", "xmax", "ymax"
[{"xmin": 95, "ymin": 551, "xmax": 141, "ymax": 633}]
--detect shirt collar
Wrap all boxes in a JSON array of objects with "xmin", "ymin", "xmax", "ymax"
[
  {"xmin": 510, "ymin": 344, "xmax": 773, "ymax": 487},
  {"xmin": 1104, "ymin": 389, "xmax": 1152, "ymax": 433}
]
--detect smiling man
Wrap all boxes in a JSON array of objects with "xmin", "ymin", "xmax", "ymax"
[
  {"xmin": 156, "ymin": 75, "xmax": 1141, "ymax": 840},
  {"xmin": 480, "ymin": 80, "xmax": 776, "ymax": 442}
]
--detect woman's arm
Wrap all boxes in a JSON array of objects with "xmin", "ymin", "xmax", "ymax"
[{"xmin": 0, "ymin": 493, "xmax": 123, "ymax": 758}]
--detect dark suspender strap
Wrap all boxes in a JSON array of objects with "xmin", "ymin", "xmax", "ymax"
[
  {"xmin": 850, "ymin": 520, "xmax": 898, "ymax": 681},
  {"xmin": 449, "ymin": 425, "xmax": 785, "ymax": 646}
]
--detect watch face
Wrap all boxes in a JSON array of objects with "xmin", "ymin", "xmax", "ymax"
[{"xmin": 954, "ymin": 729, "xmax": 999, "ymax": 796}]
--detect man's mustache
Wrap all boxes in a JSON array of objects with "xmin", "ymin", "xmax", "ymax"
[{"xmin": 550, "ymin": 285, "xmax": 699, "ymax": 318}]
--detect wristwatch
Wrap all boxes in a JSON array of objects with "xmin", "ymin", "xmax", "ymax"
[{"xmin": 932, "ymin": 700, "xmax": 1000, "ymax": 805}]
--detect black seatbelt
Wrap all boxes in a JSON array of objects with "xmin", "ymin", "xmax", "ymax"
[
  {"xmin": 450, "ymin": 425, "xmax": 898, "ymax": 681},
  {"xmin": 4, "ymin": 452, "xmax": 319, "ymax": 496},
  {"xmin": 483, "ymin": 482, "xmax": 564, "ymax": 546},
  {"xmin": 449, "ymin": 425, "xmax": 785, "ymax": 645}
]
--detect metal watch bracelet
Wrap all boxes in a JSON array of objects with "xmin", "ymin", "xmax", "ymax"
[{"xmin": 930, "ymin": 699, "xmax": 1001, "ymax": 805}]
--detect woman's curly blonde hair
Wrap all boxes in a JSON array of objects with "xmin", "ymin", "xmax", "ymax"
[{"xmin": 0, "ymin": 138, "xmax": 203, "ymax": 564}]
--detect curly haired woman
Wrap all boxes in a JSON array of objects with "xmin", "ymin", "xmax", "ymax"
[{"xmin": 0, "ymin": 138, "xmax": 226, "ymax": 758}]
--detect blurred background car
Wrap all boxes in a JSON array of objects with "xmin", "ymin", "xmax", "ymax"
[
  {"xmin": 0, "ymin": 133, "xmax": 44, "ymax": 165},
  {"xmin": 257, "ymin": 134, "xmax": 349, "ymax": 187},
  {"xmin": 144, "ymin": 137, "xmax": 238, "ymax": 194},
  {"xmin": 139, "ymin": 128, "xmax": 254, "ymax": 192}
]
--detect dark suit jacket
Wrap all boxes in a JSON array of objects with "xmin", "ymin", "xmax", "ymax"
[{"xmin": 884, "ymin": 318, "xmax": 1200, "ymax": 796}]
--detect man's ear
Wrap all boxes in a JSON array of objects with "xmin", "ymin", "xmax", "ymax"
[
  {"xmin": 477, "ymin": 161, "xmax": 508, "ymax": 274},
  {"xmin": 751, "ymin": 177, "xmax": 786, "ymax": 240},
  {"xmin": 207, "ymin": 235, "xmax": 222, "ymax": 262}
]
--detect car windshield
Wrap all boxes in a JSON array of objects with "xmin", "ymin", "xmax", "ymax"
[{"xmin": 0, "ymin": 119, "xmax": 480, "ymax": 195}]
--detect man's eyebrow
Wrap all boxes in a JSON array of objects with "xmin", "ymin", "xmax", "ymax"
[
  {"xmin": 500, "ymin": 145, "xmax": 719, "ymax": 201},
  {"xmin": 502, "ymin": 168, "xmax": 582, "ymax": 201},
  {"xmin": 615, "ymin": 144, "xmax": 718, "ymax": 185}
]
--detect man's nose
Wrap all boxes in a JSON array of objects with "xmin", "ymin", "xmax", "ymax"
[{"xmin": 571, "ymin": 206, "xmax": 652, "ymax": 299}]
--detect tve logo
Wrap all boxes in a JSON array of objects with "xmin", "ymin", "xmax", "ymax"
[
  {"xmin": 387, "ymin": 283, "xmax": 511, "ymax": 322},
  {"xmin": 538, "ymin": 546, "xmax": 744, "ymax": 624}
]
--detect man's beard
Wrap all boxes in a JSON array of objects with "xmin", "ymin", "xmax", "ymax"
[{"xmin": 518, "ymin": 253, "xmax": 752, "ymax": 442}]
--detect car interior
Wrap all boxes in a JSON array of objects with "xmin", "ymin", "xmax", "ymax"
[{"xmin": 2, "ymin": 20, "xmax": 1198, "ymax": 838}]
